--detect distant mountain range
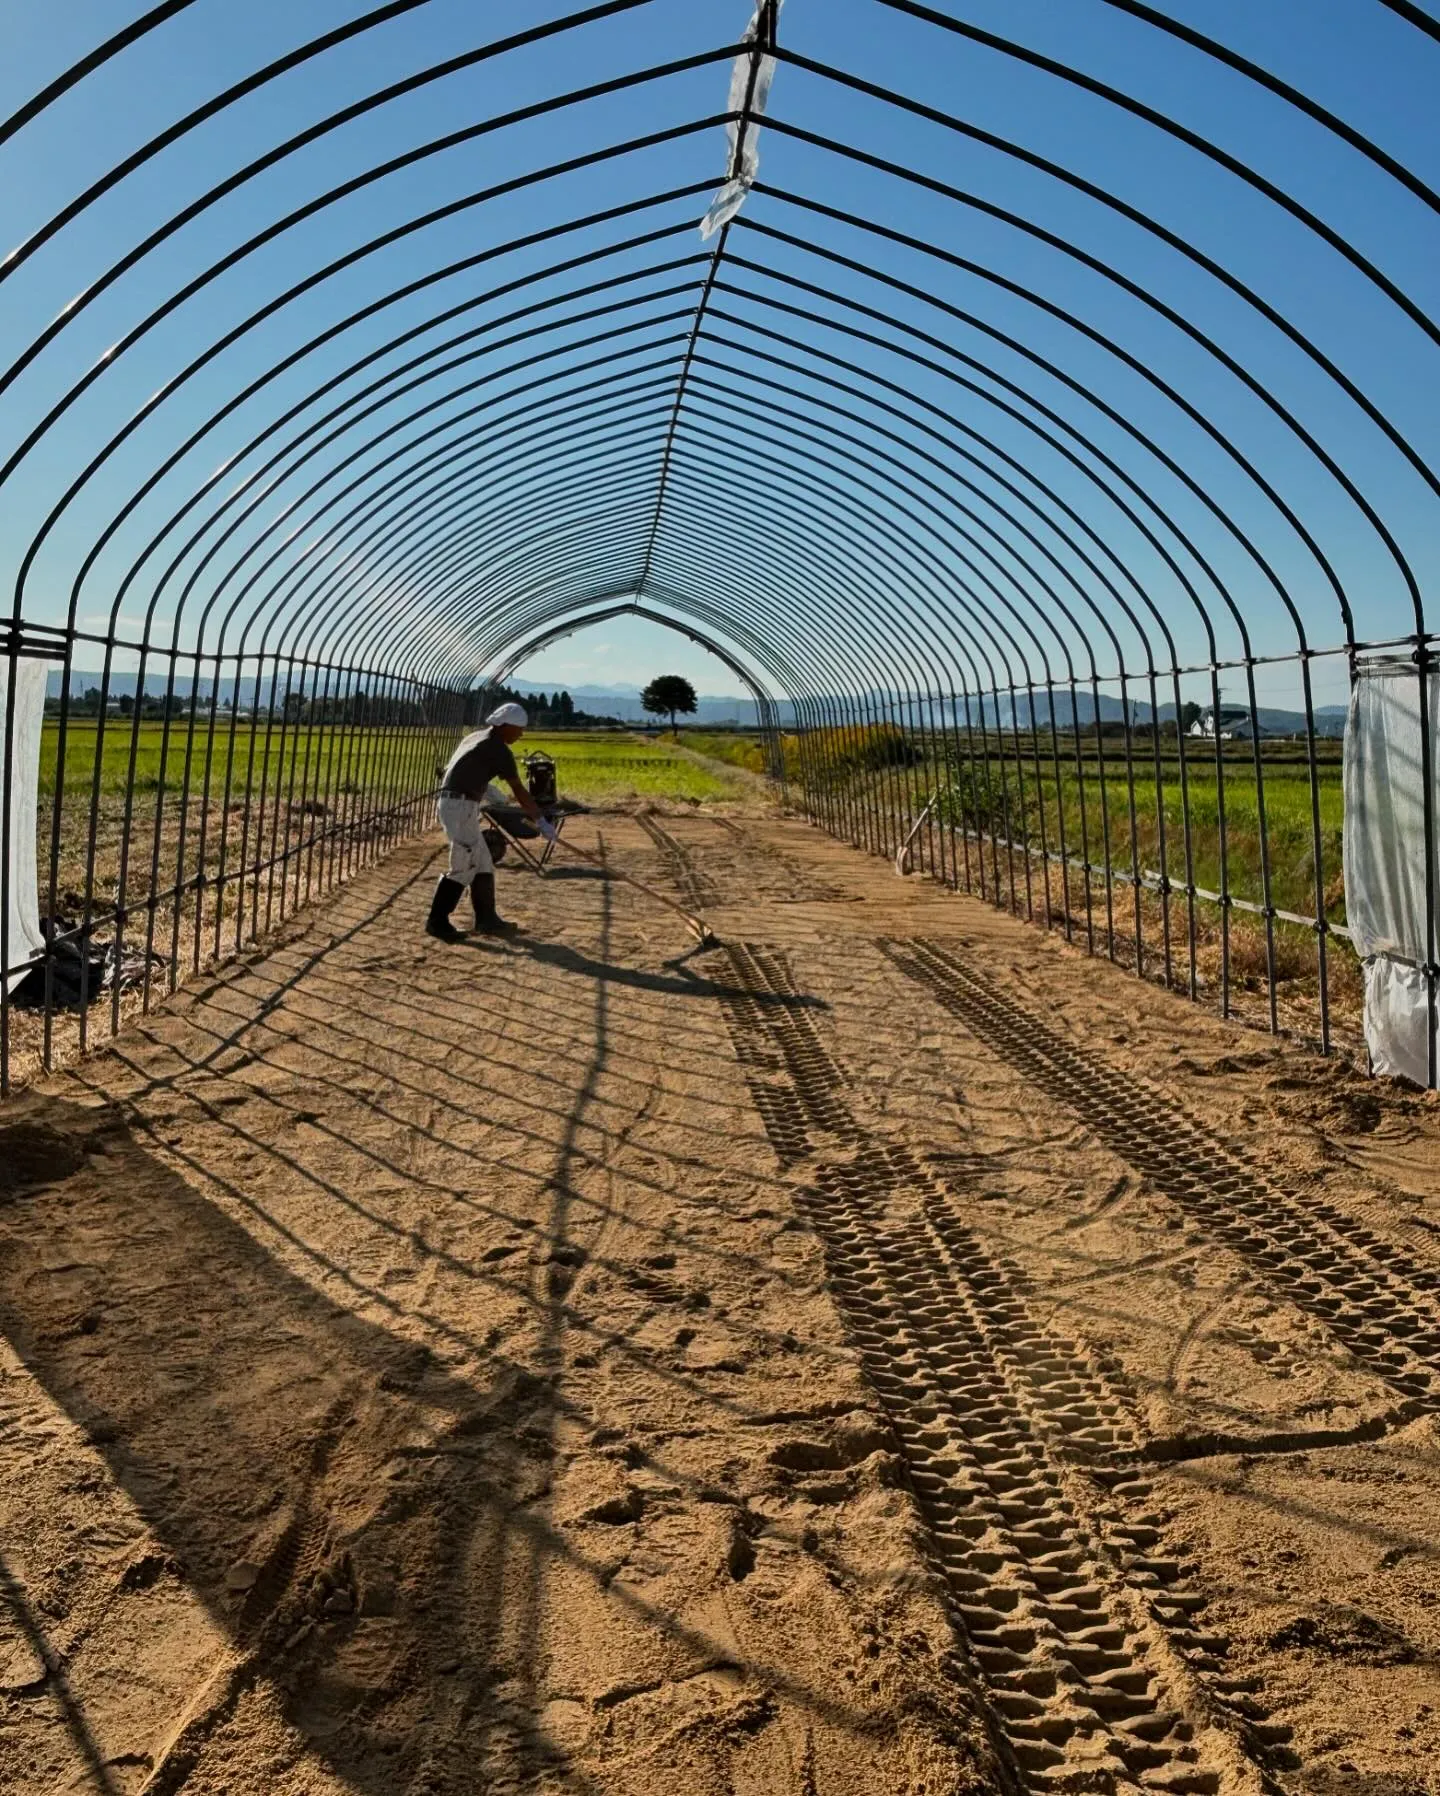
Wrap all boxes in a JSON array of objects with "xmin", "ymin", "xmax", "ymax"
[
  {"xmin": 50, "ymin": 669, "xmax": 263, "ymax": 706},
  {"xmin": 505, "ymin": 678, "xmax": 763, "ymax": 725},
  {"xmin": 47, "ymin": 671, "xmax": 1347, "ymax": 738},
  {"xmin": 506, "ymin": 683, "xmax": 1350, "ymax": 736},
  {"xmin": 46, "ymin": 669, "xmax": 772, "ymax": 725},
  {"xmin": 961, "ymin": 691, "xmax": 1349, "ymax": 737}
]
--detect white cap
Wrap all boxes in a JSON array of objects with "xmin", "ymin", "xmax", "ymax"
[{"xmin": 486, "ymin": 702, "xmax": 528, "ymax": 729}]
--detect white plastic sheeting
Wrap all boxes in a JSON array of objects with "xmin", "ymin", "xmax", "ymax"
[
  {"xmin": 0, "ymin": 658, "xmax": 50, "ymax": 990},
  {"xmin": 1343, "ymin": 656, "xmax": 1440, "ymax": 1086},
  {"xmin": 700, "ymin": 1, "xmax": 782, "ymax": 240}
]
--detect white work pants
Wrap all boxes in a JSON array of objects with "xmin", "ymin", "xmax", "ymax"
[{"xmin": 437, "ymin": 794, "xmax": 494, "ymax": 882}]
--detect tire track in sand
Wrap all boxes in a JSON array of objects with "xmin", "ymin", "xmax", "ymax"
[
  {"xmin": 710, "ymin": 936, "xmax": 1287, "ymax": 1795},
  {"xmin": 634, "ymin": 814, "xmax": 720, "ymax": 910},
  {"xmin": 879, "ymin": 938, "xmax": 1440, "ymax": 1417}
]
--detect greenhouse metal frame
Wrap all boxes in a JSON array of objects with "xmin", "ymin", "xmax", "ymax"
[{"xmin": 2, "ymin": 0, "xmax": 1438, "ymax": 1090}]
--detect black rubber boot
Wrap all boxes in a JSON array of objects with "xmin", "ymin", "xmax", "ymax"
[
  {"xmin": 471, "ymin": 873, "xmax": 520, "ymax": 936},
  {"xmin": 425, "ymin": 876, "xmax": 466, "ymax": 943}
]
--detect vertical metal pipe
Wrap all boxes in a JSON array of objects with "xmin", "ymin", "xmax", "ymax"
[
  {"xmin": 0, "ymin": 639, "xmax": 18, "ymax": 1098},
  {"xmin": 1242, "ymin": 655, "xmax": 1279, "ymax": 1033},
  {"xmin": 1297, "ymin": 650, "xmax": 1332, "ymax": 1053}
]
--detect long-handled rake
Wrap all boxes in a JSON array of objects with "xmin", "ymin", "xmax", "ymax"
[
  {"xmin": 483, "ymin": 811, "xmax": 718, "ymax": 947},
  {"xmin": 895, "ymin": 793, "xmax": 937, "ymax": 877}
]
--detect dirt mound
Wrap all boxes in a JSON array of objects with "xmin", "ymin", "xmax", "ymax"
[
  {"xmin": 0, "ymin": 1119, "xmax": 87, "ymax": 1198},
  {"xmin": 1267, "ymin": 1608, "xmax": 1417, "ymax": 1666}
]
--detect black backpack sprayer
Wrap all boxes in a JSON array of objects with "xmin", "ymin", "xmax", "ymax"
[{"xmin": 524, "ymin": 751, "xmax": 558, "ymax": 808}]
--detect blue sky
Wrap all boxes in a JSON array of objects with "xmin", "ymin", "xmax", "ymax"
[
  {"xmin": 503, "ymin": 613, "xmax": 755, "ymax": 698},
  {"xmin": 2, "ymin": 2, "xmax": 1437, "ymax": 709}
]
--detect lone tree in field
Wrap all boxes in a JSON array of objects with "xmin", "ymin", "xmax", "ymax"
[{"xmin": 641, "ymin": 674, "xmax": 698, "ymax": 738}]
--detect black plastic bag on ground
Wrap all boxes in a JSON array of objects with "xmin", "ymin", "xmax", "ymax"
[{"xmin": 11, "ymin": 918, "xmax": 164, "ymax": 1011}]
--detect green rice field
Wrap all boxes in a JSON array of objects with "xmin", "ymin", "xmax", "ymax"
[
  {"xmin": 925, "ymin": 747, "xmax": 1346, "ymax": 926},
  {"xmin": 38, "ymin": 719, "xmax": 1348, "ymax": 927},
  {"xmin": 521, "ymin": 732, "xmax": 751, "ymax": 804},
  {"xmin": 39, "ymin": 721, "xmax": 754, "ymax": 810}
]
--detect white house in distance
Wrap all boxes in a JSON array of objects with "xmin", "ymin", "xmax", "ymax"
[{"xmin": 1189, "ymin": 705, "xmax": 1275, "ymax": 741}]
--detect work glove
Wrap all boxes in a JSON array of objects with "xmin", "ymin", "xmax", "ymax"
[{"xmin": 537, "ymin": 818, "xmax": 559, "ymax": 843}]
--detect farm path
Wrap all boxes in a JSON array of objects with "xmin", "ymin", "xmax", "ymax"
[{"xmin": 1, "ymin": 806, "xmax": 1438, "ymax": 1796}]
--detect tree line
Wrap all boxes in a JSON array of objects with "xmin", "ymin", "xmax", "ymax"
[
  {"xmin": 49, "ymin": 687, "xmax": 435, "ymax": 726},
  {"xmin": 463, "ymin": 683, "xmax": 620, "ymax": 727}
]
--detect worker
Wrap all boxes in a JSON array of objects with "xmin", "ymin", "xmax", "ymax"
[{"xmin": 427, "ymin": 702, "xmax": 556, "ymax": 942}]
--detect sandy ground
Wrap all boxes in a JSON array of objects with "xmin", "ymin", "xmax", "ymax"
[{"xmin": 1, "ymin": 804, "xmax": 1438, "ymax": 1796}]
